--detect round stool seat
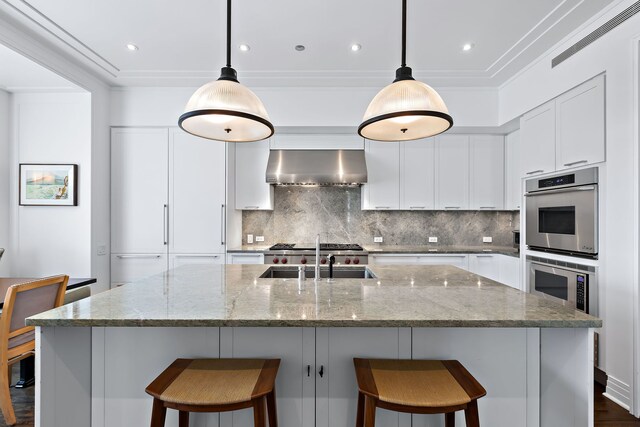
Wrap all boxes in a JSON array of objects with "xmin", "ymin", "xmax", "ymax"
[{"xmin": 354, "ymin": 358, "xmax": 486, "ymax": 427}]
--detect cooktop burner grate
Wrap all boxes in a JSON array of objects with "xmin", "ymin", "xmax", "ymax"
[{"xmin": 268, "ymin": 243, "xmax": 364, "ymax": 251}]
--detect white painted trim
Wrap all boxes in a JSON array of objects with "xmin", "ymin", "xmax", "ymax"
[
  {"xmin": 605, "ymin": 374, "xmax": 633, "ymax": 410},
  {"xmin": 633, "ymin": 37, "xmax": 640, "ymax": 417},
  {"xmin": 526, "ymin": 328, "xmax": 540, "ymax": 427},
  {"xmin": 91, "ymin": 327, "xmax": 105, "ymax": 427}
]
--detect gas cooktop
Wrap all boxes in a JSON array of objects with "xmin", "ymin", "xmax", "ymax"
[{"xmin": 268, "ymin": 243, "xmax": 364, "ymax": 251}]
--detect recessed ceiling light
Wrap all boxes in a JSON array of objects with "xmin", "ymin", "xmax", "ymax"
[
  {"xmin": 462, "ymin": 43, "xmax": 474, "ymax": 52},
  {"xmin": 239, "ymin": 44, "xmax": 250, "ymax": 52},
  {"xmin": 295, "ymin": 45, "xmax": 306, "ymax": 52},
  {"xmin": 126, "ymin": 43, "xmax": 139, "ymax": 51},
  {"xmin": 351, "ymin": 43, "xmax": 362, "ymax": 52}
]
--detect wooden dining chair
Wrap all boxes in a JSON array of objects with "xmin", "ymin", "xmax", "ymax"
[{"xmin": 0, "ymin": 275, "xmax": 68, "ymax": 425}]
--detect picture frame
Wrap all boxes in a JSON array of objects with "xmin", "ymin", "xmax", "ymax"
[{"xmin": 19, "ymin": 163, "xmax": 78, "ymax": 206}]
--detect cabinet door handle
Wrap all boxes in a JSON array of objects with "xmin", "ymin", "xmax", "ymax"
[
  {"xmin": 116, "ymin": 255, "xmax": 161, "ymax": 259},
  {"xmin": 174, "ymin": 255, "xmax": 220, "ymax": 258},
  {"xmin": 409, "ymin": 206, "xmax": 425, "ymax": 209},
  {"xmin": 444, "ymin": 206, "xmax": 460, "ymax": 210},
  {"xmin": 375, "ymin": 206, "xmax": 391, "ymax": 209},
  {"xmin": 319, "ymin": 365, "xmax": 324, "ymax": 378},
  {"xmin": 475, "ymin": 254, "xmax": 494, "ymax": 258},
  {"xmin": 221, "ymin": 204, "xmax": 226, "ymax": 246},
  {"xmin": 563, "ymin": 159, "xmax": 588, "ymax": 167},
  {"xmin": 244, "ymin": 206, "xmax": 260, "ymax": 209},
  {"xmin": 163, "ymin": 204, "xmax": 168, "ymax": 245},
  {"xmin": 525, "ymin": 169, "xmax": 544, "ymax": 175},
  {"xmin": 479, "ymin": 206, "xmax": 496, "ymax": 209},
  {"xmin": 307, "ymin": 365, "xmax": 311, "ymax": 377}
]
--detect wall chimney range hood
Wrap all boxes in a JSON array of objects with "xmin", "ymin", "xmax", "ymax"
[{"xmin": 266, "ymin": 150, "xmax": 367, "ymax": 186}]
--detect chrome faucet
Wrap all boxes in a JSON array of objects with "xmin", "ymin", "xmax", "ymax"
[
  {"xmin": 315, "ymin": 234, "xmax": 321, "ymax": 281},
  {"xmin": 327, "ymin": 254, "xmax": 336, "ymax": 280}
]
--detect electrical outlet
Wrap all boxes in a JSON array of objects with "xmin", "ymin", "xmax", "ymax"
[
  {"xmin": 428, "ymin": 237, "xmax": 438, "ymax": 243},
  {"xmin": 247, "ymin": 234, "xmax": 254, "ymax": 244},
  {"xmin": 483, "ymin": 236, "xmax": 493, "ymax": 243},
  {"xmin": 256, "ymin": 236, "xmax": 265, "ymax": 242},
  {"xmin": 97, "ymin": 245, "xmax": 107, "ymax": 256},
  {"xmin": 374, "ymin": 236, "xmax": 383, "ymax": 243}
]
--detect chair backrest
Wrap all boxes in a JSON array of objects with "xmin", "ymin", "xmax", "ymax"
[{"xmin": 0, "ymin": 275, "xmax": 68, "ymax": 358}]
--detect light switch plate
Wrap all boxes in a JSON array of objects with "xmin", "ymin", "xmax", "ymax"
[
  {"xmin": 97, "ymin": 245, "xmax": 107, "ymax": 256},
  {"xmin": 256, "ymin": 236, "xmax": 265, "ymax": 242},
  {"xmin": 374, "ymin": 236, "xmax": 383, "ymax": 243},
  {"xmin": 428, "ymin": 237, "xmax": 438, "ymax": 243},
  {"xmin": 247, "ymin": 234, "xmax": 254, "ymax": 244},
  {"xmin": 483, "ymin": 236, "xmax": 493, "ymax": 243}
]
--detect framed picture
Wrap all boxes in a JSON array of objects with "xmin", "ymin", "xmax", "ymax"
[{"xmin": 19, "ymin": 164, "xmax": 78, "ymax": 206}]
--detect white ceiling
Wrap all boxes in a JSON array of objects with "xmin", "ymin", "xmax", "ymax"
[
  {"xmin": 0, "ymin": 43, "xmax": 79, "ymax": 92},
  {"xmin": 1, "ymin": 0, "xmax": 617, "ymax": 87}
]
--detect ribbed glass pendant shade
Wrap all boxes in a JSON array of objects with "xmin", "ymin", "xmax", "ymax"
[
  {"xmin": 359, "ymin": 78, "xmax": 453, "ymax": 142},
  {"xmin": 179, "ymin": 78, "xmax": 274, "ymax": 142}
]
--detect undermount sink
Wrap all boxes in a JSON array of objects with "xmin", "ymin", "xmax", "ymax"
[{"xmin": 259, "ymin": 266, "xmax": 377, "ymax": 279}]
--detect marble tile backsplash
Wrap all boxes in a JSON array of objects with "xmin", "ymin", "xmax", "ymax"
[{"xmin": 242, "ymin": 187, "xmax": 519, "ymax": 246}]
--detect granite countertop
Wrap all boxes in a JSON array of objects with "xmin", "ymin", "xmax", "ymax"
[
  {"xmin": 228, "ymin": 245, "xmax": 520, "ymax": 257},
  {"xmin": 27, "ymin": 264, "xmax": 599, "ymax": 328}
]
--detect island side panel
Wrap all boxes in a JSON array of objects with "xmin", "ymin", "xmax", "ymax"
[
  {"xmin": 540, "ymin": 328, "xmax": 595, "ymax": 427},
  {"xmin": 411, "ymin": 328, "xmax": 530, "ymax": 427},
  {"xmin": 94, "ymin": 327, "xmax": 221, "ymax": 427},
  {"xmin": 36, "ymin": 326, "xmax": 92, "ymax": 427}
]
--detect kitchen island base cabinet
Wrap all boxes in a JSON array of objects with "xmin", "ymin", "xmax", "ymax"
[{"xmin": 37, "ymin": 326, "xmax": 594, "ymax": 427}]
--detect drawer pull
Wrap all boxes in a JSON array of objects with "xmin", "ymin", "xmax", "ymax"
[
  {"xmin": 319, "ymin": 365, "xmax": 324, "ymax": 378},
  {"xmin": 244, "ymin": 206, "xmax": 260, "ymax": 209},
  {"xmin": 409, "ymin": 206, "xmax": 425, "ymax": 209},
  {"xmin": 174, "ymin": 255, "xmax": 220, "ymax": 258},
  {"xmin": 444, "ymin": 206, "xmax": 460, "ymax": 209},
  {"xmin": 116, "ymin": 255, "xmax": 161, "ymax": 259},
  {"xmin": 563, "ymin": 160, "xmax": 588, "ymax": 167},
  {"xmin": 525, "ymin": 169, "xmax": 544, "ymax": 175},
  {"xmin": 375, "ymin": 206, "xmax": 391, "ymax": 209},
  {"xmin": 479, "ymin": 206, "xmax": 496, "ymax": 209}
]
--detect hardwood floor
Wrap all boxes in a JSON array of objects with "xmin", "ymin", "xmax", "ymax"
[{"xmin": 0, "ymin": 371, "xmax": 637, "ymax": 426}]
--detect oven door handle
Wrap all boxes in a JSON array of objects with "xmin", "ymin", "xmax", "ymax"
[{"xmin": 524, "ymin": 185, "xmax": 596, "ymax": 197}]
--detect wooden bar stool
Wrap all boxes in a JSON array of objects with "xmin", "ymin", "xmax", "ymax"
[
  {"xmin": 145, "ymin": 358, "xmax": 280, "ymax": 427},
  {"xmin": 353, "ymin": 358, "xmax": 486, "ymax": 427}
]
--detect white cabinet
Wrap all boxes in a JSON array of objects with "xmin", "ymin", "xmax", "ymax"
[
  {"xmin": 505, "ymin": 130, "xmax": 522, "ymax": 210},
  {"xmin": 169, "ymin": 129, "xmax": 226, "ymax": 254},
  {"xmin": 499, "ymin": 255, "xmax": 521, "ymax": 290},
  {"xmin": 435, "ymin": 135, "xmax": 469, "ymax": 210},
  {"xmin": 228, "ymin": 253, "xmax": 265, "ymax": 264},
  {"xmin": 468, "ymin": 254, "xmax": 501, "ymax": 282},
  {"xmin": 316, "ymin": 328, "xmax": 410, "ymax": 427},
  {"xmin": 469, "ymin": 135, "xmax": 504, "ymax": 210},
  {"xmin": 170, "ymin": 254, "xmax": 225, "ymax": 269},
  {"xmin": 555, "ymin": 74, "xmax": 605, "ymax": 170},
  {"xmin": 111, "ymin": 128, "xmax": 227, "ymax": 288},
  {"xmin": 111, "ymin": 128, "xmax": 169, "ymax": 254},
  {"xmin": 400, "ymin": 138, "xmax": 435, "ymax": 210},
  {"xmin": 271, "ymin": 134, "xmax": 364, "ymax": 150},
  {"xmin": 235, "ymin": 141, "xmax": 274, "ymax": 210},
  {"xmin": 362, "ymin": 140, "xmax": 400, "ymax": 210},
  {"xmin": 110, "ymin": 254, "xmax": 168, "ymax": 286},
  {"xmin": 370, "ymin": 254, "xmax": 469, "ymax": 270},
  {"xmin": 520, "ymin": 101, "xmax": 556, "ymax": 177}
]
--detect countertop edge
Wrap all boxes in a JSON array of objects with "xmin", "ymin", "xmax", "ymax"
[{"xmin": 26, "ymin": 319, "xmax": 601, "ymax": 328}]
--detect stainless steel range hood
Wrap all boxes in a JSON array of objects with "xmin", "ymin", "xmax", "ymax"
[{"xmin": 266, "ymin": 150, "xmax": 367, "ymax": 186}]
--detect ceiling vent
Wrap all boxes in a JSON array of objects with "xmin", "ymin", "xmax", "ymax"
[{"xmin": 552, "ymin": 0, "xmax": 640, "ymax": 67}]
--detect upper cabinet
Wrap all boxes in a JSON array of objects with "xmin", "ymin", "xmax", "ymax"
[
  {"xmin": 505, "ymin": 130, "xmax": 522, "ymax": 210},
  {"xmin": 235, "ymin": 140, "xmax": 274, "ymax": 210},
  {"xmin": 271, "ymin": 134, "xmax": 364, "ymax": 150},
  {"xmin": 362, "ymin": 140, "xmax": 400, "ymax": 210},
  {"xmin": 520, "ymin": 100, "xmax": 556, "ymax": 177},
  {"xmin": 469, "ymin": 135, "xmax": 504, "ymax": 210},
  {"xmin": 435, "ymin": 135, "xmax": 469, "ymax": 210},
  {"xmin": 520, "ymin": 74, "xmax": 605, "ymax": 177},
  {"xmin": 555, "ymin": 74, "xmax": 605, "ymax": 170},
  {"xmin": 400, "ymin": 138, "xmax": 435, "ymax": 210}
]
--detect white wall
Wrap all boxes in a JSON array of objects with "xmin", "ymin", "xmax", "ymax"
[
  {"xmin": 9, "ymin": 92, "xmax": 92, "ymax": 278},
  {"xmin": 0, "ymin": 89, "xmax": 9, "ymax": 276},
  {"xmin": 500, "ymin": 0, "xmax": 640, "ymax": 412},
  {"xmin": 110, "ymin": 86, "xmax": 499, "ymax": 127}
]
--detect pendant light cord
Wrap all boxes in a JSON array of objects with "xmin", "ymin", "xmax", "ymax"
[
  {"xmin": 226, "ymin": 0, "xmax": 232, "ymax": 68},
  {"xmin": 401, "ymin": 0, "xmax": 407, "ymax": 67}
]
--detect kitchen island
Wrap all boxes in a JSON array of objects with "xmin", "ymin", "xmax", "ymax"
[{"xmin": 28, "ymin": 264, "xmax": 600, "ymax": 427}]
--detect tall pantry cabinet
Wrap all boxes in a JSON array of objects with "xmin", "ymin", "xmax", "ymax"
[{"xmin": 111, "ymin": 128, "xmax": 227, "ymax": 287}]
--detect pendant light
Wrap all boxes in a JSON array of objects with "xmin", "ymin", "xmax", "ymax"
[
  {"xmin": 179, "ymin": 0, "xmax": 274, "ymax": 142},
  {"xmin": 358, "ymin": 0, "xmax": 453, "ymax": 142}
]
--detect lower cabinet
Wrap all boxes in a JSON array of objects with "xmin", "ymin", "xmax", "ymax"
[
  {"xmin": 370, "ymin": 254, "xmax": 469, "ymax": 270},
  {"xmin": 110, "ymin": 254, "xmax": 168, "ymax": 287},
  {"xmin": 169, "ymin": 254, "xmax": 225, "ymax": 269},
  {"xmin": 468, "ymin": 254, "xmax": 501, "ymax": 282},
  {"xmin": 228, "ymin": 253, "xmax": 265, "ymax": 264}
]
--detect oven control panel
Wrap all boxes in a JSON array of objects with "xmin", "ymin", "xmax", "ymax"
[{"xmin": 576, "ymin": 274, "xmax": 586, "ymax": 312}]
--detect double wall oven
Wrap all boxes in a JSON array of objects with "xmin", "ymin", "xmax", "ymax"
[{"xmin": 525, "ymin": 167, "xmax": 598, "ymax": 258}]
